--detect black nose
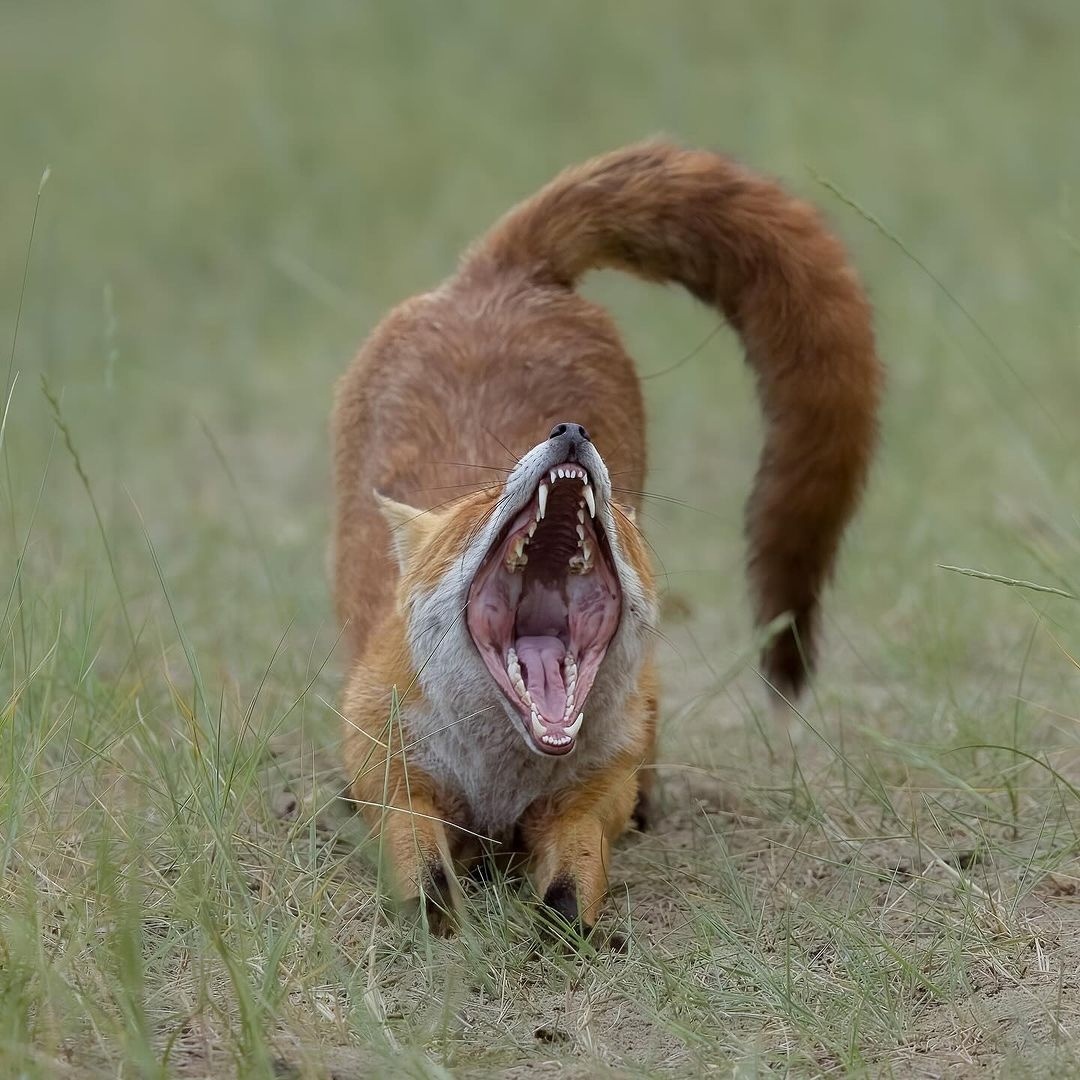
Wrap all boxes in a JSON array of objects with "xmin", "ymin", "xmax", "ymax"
[
  {"xmin": 548, "ymin": 421, "xmax": 591, "ymax": 462},
  {"xmin": 548, "ymin": 422, "xmax": 591, "ymax": 443}
]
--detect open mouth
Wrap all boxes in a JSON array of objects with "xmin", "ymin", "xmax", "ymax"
[{"xmin": 466, "ymin": 463, "xmax": 621, "ymax": 756}]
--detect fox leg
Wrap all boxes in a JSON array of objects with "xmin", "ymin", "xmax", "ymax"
[
  {"xmin": 632, "ymin": 676, "xmax": 659, "ymax": 831},
  {"xmin": 349, "ymin": 759, "xmax": 461, "ymax": 933},
  {"xmin": 521, "ymin": 753, "xmax": 642, "ymax": 935}
]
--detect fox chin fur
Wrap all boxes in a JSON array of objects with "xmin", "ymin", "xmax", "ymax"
[{"xmin": 333, "ymin": 140, "xmax": 882, "ymax": 935}]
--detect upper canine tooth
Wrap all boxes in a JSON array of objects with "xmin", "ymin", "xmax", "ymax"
[
  {"xmin": 538, "ymin": 483, "xmax": 549, "ymax": 519},
  {"xmin": 564, "ymin": 712, "xmax": 583, "ymax": 739},
  {"xmin": 583, "ymin": 484, "xmax": 596, "ymax": 518}
]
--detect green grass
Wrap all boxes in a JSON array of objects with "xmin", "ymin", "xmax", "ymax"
[{"xmin": 2, "ymin": 1, "xmax": 1079, "ymax": 1076}]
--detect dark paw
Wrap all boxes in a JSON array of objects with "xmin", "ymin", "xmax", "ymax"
[
  {"xmin": 538, "ymin": 878, "xmax": 599, "ymax": 947},
  {"xmin": 632, "ymin": 789, "xmax": 653, "ymax": 832},
  {"xmin": 600, "ymin": 928, "xmax": 629, "ymax": 953},
  {"xmin": 402, "ymin": 864, "xmax": 455, "ymax": 936},
  {"xmin": 538, "ymin": 878, "xmax": 630, "ymax": 952},
  {"xmin": 401, "ymin": 896, "xmax": 453, "ymax": 936},
  {"xmin": 542, "ymin": 877, "xmax": 580, "ymax": 926}
]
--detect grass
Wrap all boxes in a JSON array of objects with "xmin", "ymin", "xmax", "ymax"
[{"xmin": 2, "ymin": 1, "xmax": 1079, "ymax": 1076}]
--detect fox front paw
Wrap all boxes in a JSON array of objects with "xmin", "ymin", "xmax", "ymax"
[{"xmin": 400, "ymin": 862, "xmax": 456, "ymax": 936}]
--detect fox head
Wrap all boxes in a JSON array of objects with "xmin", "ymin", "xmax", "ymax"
[{"xmin": 376, "ymin": 422, "xmax": 658, "ymax": 758}]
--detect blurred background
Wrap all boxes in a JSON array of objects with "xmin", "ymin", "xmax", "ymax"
[
  {"xmin": 2, "ymin": 0, "xmax": 1078, "ymax": 780},
  {"xmin": 3, "ymin": 4, "xmax": 1080, "ymax": 1074}
]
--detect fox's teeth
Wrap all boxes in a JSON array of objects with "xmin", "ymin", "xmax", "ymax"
[
  {"xmin": 583, "ymin": 484, "xmax": 596, "ymax": 518},
  {"xmin": 527, "ymin": 521, "xmax": 537, "ymax": 538},
  {"xmin": 549, "ymin": 469, "xmax": 557, "ymax": 484},
  {"xmin": 505, "ymin": 536, "xmax": 528, "ymax": 571},
  {"xmin": 577, "ymin": 506, "xmax": 585, "ymax": 523},
  {"xmin": 576, "ymin": 523, "xmax": 585, "ymax": 540},
  {"xmin": 537, "ymin": 482, "xmax": 549, "ymax": 519},
  {"xmin": 568, "ymin": 540, "xmax": 594, "ymax": 574},
  {"xmin": 530, "ymin": 707, "xmax": 545, "ymax": 741},
  {"xmin": 564, "ymin": 712, "xmax": 583, "ymax": 739}
]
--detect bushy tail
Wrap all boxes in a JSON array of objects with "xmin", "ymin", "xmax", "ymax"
[{"xmin": 469, "ymin": 140, "xmax": 883, "ymax": 696}]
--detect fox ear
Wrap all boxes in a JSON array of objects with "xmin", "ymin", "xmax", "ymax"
[{"xmin": 374, "ymin": 490, "xmax": 432, "ymax": 571}]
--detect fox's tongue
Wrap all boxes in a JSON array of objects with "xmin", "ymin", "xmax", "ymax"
[{"xmin": 515, "ymin": 635, "xmax": 567, "ymax": 722}]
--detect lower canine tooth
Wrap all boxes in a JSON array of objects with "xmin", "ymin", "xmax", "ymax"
[
  {"xmin": 531, "ymin": 709, "xmax": 545, "ymax": 740},
  {"xmin": 505, "ymin": 538, "xmax": 528, "ymax": 571},
  {"xmin": 564, "ymin": 712, "xmax": 583, "ymax": 739}
]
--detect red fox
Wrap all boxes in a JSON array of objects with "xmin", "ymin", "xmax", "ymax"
[{"xmin": 334, "ymin": 141, "xmax": 882, "ymax": 934}]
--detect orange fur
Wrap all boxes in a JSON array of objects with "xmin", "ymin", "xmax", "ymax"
[{"xmin": 334, "ymin": 141, "xmax": 881, "ymax": 932}]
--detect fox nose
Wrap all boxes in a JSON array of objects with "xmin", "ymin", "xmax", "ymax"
[
  {"xmin": 549, "ymin": 421, "xmax": 590, "ymax": 444},
  {"xmin": 548, "ymin": 421, "xmax": 591, "ymax": 460}
]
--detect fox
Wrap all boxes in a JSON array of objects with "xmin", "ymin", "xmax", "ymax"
[{"xmin": 333, "ymin": 140, "xmax": 882, "ymax": 936}]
